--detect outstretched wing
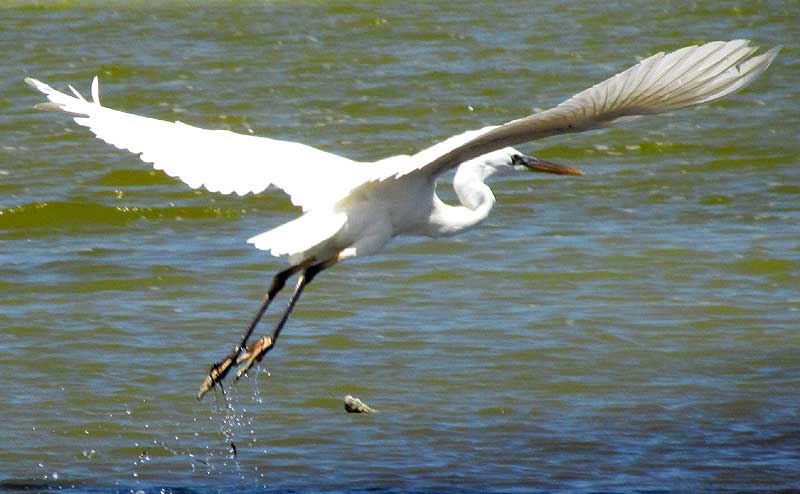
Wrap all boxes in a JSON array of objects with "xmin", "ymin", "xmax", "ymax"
[
  {"xmin": 372, "ymin": 39, "xmax": 780, "ymax": 183},
  {"xmin": 26, "ymin": 77, "xmax": 369, "ymax": 211}
]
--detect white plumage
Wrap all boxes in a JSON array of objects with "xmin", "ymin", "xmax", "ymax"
[{"xmin": 26, "ymin": 40, "xmax": 779, "ymax": 395}]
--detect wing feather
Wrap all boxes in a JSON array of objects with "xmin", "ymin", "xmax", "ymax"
[
  {"xmin": 25, "ymin": 77, "xmax": 368, "ymax": 211},
  {"xmin": 380, "ymin": 40, "xmax": 779, "ymax": 182}
]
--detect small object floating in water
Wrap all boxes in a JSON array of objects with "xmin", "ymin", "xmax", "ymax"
[{"xmin": 344, "ymin": 395, "xmax": 376, "ymax": 414}]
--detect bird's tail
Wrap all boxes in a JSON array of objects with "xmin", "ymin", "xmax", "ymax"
[{"xmin": 247, "ymin": 209, "xmax": 347, "ymax": 263}]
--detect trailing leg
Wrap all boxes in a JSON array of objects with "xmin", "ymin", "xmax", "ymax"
[
  {"xmin": 197, "ymin": 259, "xmax": 314, "ymax": 399},
  {"xmin": 235, "ymin": 258, "xmax": 336, "ymax": 379}
]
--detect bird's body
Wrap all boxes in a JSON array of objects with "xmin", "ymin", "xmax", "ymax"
[
  {"xmin": 26, "ymin": 39, "xmax": 779, "ymax": 398},
  {"xmin": 265, "ymin": 147, "xmax": 511, "ymax": 263}
]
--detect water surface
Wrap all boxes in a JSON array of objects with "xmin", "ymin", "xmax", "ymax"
[{"xmin": 1, "ymin": 1, "xmax": 798, "ymax": 493}]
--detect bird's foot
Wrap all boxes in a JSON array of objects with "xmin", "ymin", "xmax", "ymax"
[
  {"xmin": 196, "ymin": 336, "xmax": 275, "ymax": 400},
  {"xmin": 235, "ymin": 335, "xmax": 274, "ymax": 379},
  {"xmin": 197, "ymin": 353, "xmax": 237, "ymax": 400}
]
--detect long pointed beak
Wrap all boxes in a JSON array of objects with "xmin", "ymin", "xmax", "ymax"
[{"xmin": 515, "ymin": 154, "xmax": 584, "ymax": 176}]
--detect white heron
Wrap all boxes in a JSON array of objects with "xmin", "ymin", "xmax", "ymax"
[{"xmin": 26, "ymin": 40, "xmax": 779, "ymax": 399}]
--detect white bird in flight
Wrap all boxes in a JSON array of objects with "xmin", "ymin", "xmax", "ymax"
[{"xmin": 26, "ymin": 39, "xmax": 779, "ymax": 399}]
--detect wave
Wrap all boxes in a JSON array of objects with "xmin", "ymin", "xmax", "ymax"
[{"xmin": 0, "ymin": 201, "xmax": 241, "ymax": 232}]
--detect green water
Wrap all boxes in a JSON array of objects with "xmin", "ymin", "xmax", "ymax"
[{"xmin": 1, "ymin": 1, "xmax": 798, "ymax": 493}]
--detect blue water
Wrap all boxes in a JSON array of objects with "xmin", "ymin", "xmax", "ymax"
[{"xmin": 1, "ymin": 1, "xmax": 798, "ymax": 493}]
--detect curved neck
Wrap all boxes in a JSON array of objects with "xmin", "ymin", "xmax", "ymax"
[{"xmin": 424, "ymin": 163, "xmax": 497, "ymax": 237}]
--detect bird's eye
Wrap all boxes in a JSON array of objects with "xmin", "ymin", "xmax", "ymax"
[{"xmin": 511, "ymin": 154, "xmax": 523, "ymax": 165}]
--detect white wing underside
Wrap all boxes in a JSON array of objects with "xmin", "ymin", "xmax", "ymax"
[
  {"xmin": 28, "ymin": 39, "xmax": 778, "ymax": 257},
  {"xmin": 25, "ymin": 77, "xmax": 370, "ymax": 212}
]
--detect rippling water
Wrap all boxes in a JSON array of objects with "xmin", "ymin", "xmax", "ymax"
[{"xmin": 1, "ymin": 1, "xmax": 798, "ymax": 493}]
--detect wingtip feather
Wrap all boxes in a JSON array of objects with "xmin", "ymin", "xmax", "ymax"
[
  {"xmin": 25, "ymin": 77, "xmax": 53, "ymax": 95},
  {"xmin": 761, "ymin": 45, "xmax": 782, "ymax": 68},
  {"xmin": 34, "ymin": 102, "xmax": 67, "ymax": 113},
  {"xmin": 67, "ymin": 84, "xmax": 86, "ymax": 101},
  {"xmin": 91, "ymin": 76, "xmax": 100, "ymax": 104}
]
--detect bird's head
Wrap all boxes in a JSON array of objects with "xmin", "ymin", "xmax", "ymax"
[
  {"xmin": 467, "ymin": 147, "xmax": 584, "ymax": 179},
  {"xmin": 509, "ymin": 148, "xmax": 583, "ymax": 176},
  {"xmin": 453, "ymin": 147, "xmax": 584, "ymax": 213}
]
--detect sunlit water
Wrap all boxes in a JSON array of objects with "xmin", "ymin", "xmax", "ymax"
[{"xmin": 1, "ymin": 2, "xmax": 798, "ymax": 493}]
